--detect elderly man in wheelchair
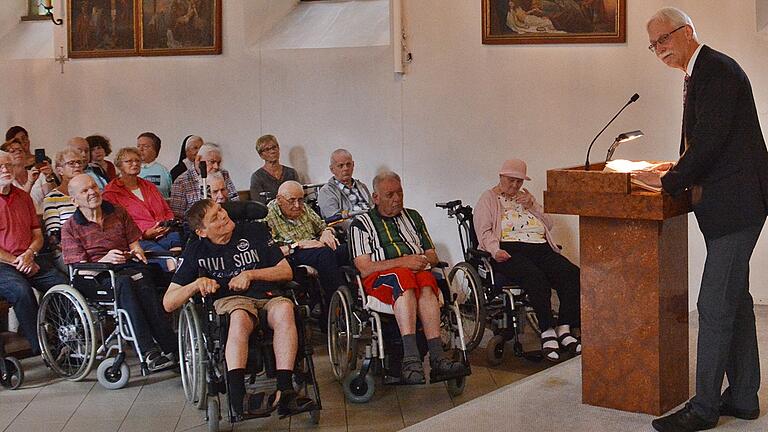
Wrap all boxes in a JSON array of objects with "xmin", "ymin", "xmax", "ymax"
[
  {"xmin": 347, "ymin": 171, "xmax": 468, "ymax": 385},
  {"xmin": 163, "ymin": 199, "xmax": 317, "ymax": 419}
]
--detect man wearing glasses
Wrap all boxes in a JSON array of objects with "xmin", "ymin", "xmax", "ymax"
[
  {"xmin": 265, "ymin": 181, "xmax": 346, "ymax": 324},
  {"xmin": 637, "ymin": 7, "xmax": 768, "ymax": 432}
]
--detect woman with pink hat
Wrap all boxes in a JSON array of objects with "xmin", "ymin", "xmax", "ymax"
[{"xmin": 473, "ymin": 158, "xmax": 581, "ymax": 362}]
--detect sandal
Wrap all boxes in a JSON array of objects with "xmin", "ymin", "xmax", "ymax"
[
  {"xmin": 557, "ymin": 332, "xmax": 581, "ymax": 355},
  {"xmin": 541, "ymin": 335, "xmax": 560, "ymax": 363},
  {"xmin": 400, "ymin": 355, "xmax": 426, "ymax": 384}
]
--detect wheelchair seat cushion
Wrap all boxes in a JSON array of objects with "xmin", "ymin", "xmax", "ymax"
[{"xmin": 213, "ymin": 295, "xmax": 293, "ymax": 321}]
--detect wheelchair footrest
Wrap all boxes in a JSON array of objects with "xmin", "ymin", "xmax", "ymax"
[{"xmin": 429, "ymin": 365, "xmax": 471, "ymax": 384}]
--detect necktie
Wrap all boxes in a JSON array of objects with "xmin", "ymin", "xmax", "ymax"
[{"xmin": 680, "ymin": 74, "xmax": 691, "ymax": 154}]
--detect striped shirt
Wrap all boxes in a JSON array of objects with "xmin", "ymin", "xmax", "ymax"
[
  {"xmin": 349, "ymin": 207, "xmax": 434, "ymax": 262},
  {"xmin": 42, "ymin": 190, "xmax": 77, "ymax": 236}
]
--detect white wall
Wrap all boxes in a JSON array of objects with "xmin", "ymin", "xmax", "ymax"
[{"xmin": 3, "ymin": 0, "xmax": 768, "ymax": 310}]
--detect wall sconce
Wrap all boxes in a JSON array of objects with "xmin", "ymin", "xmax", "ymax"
[
  {"xmin": 41, "ymin": 0, "xmax": 63, "ymax": 26},
  {"xmin": 605, "ymin": 130, "xmax": 644, "ymax": 163}
]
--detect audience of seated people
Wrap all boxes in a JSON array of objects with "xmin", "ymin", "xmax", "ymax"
[
  {"xmin": 265, "ymin": 180, "xmax": 347, "ymax": 321},
  {"xmin": 42, "ymin": 148, "xmax": 87, "ymax": 268},
  {"xmin": 68, "ymin": 136, "xmax": 108, "ymax": 189},
  {"xmin": 137, "ymin": 132, "xmax": 173, "ymax": 198},
  {"xmin": 170, "ymin": 142, "xmax": 238, "ymax": 220},
  {"xmin": 163, "ymin": 199, "xmax": 317, "ymax": 417},
  {"xmin": 61, "ymin": 173, "xmax": 177, "ymax": 370},
  {"xmin": 317, "ymin": 148, "xmax": 371, "ymax": 224},
  {"xmin": 86, "ymin": 135, "xmax": 117, "ymax": 182},
  {"xmin": 250, "ymin": 134, "xmax": 299, "ymax": 204},
  {"xmin": 473, "ymin": 159, "xmax": 581, "ymax": 362},
  {"xmin": 348, "ymin": 171, "xmax": 465, "ymax": 383},
  {"xmin": 1, "ymin": 138, "xmax": 55, "ymax": 213},
  {"xmin": 102, "ymin": 147, "xmax": 182, "ymax": 270},
  {"xmin": 0, "ymin": 150, "xmax": 69, "ymax": 354},
  {"xmin": 171, "ymin": 135, "xmax": 203, "ymax": 182}
]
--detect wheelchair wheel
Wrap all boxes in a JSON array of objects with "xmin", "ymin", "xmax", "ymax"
[
  {"xmin": 206, "ymin": 397, "xmax": 220, "ymax": 432},
  {"xmin": 96, "ymin": 357, "xmax": 130, "ymax": 390},
  {"xmin": 328, "ymin": 287, "xmax": 358, "ymax": 381},
  {"xmin": 486, "ymin": 335, "xmax": 505, "ymax": 366},
  {"xmin": 343, "ymin": 372, "xmax": 375, "ymax": 404},
  {"xmin": 0, "ymin": 356, "xmax": 23, "ymax": 390},
  {"xmin": 448, "ymin": 263, "xmax": 486, "ymax": 351},
  {"xmin": 446, "ymin": 375, "xmax": 466, "ymax": 397},
  {"xmin": 178, "ymin": 301, "xmax": 207, "ymax": 409},
  {"xmin": 37, "ymin": 284, "xmax": 97, "ymax": 381}
]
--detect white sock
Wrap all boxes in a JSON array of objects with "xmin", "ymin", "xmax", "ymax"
[
  {"xmin": 541, "ymin": 328, "xmax": 559, "ymax": 360},
  {"xmin": 555, "ymin": 324, "xmax": 581, "ymax": 352}
]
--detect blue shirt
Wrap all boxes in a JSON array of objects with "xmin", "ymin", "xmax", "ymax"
[{"xmin": 140, "ymin": 161, "xmax": 173, "ymax": 198}]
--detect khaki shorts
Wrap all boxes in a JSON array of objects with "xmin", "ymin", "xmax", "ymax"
[{"xmin": 212, "ymin": 295, "xmax": 293, "ymax": 326}]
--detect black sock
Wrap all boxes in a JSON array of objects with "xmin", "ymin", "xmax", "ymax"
[
  {"xmin": 276, "ymin": 369, "xmax": 293, "ymax": 392},
  {"xmin": 402, "ymin": 333, "xmax": 419, "ymax": 359},
  {"xmin": 227, "ymin": 369, "xmax": 246, "ymax": 414},
  {"xmin": 427, "ymin": 337, "xmax": 446, "ymax": 362}
]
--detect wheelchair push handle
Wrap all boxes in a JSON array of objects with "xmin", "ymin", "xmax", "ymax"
[
  {"xmin": 324, "ymin": 209, "xmax": 367, "ymax": 226},
  {"xmin": 435, "ymin": 200, "xmax": 462, "ymax": 210}
]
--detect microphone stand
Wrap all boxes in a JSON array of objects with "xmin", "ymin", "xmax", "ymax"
[{"xmin": 584, "ymin": 93, "xmax": 639, "ymax": 171}]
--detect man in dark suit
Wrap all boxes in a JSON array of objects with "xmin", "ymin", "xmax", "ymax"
[{"xmin": 638, "ymin": 7, "xmax": 768, "ymax": 432}]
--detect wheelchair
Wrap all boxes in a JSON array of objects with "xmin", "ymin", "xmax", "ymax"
[
  {"xmin": 327, "ymin": 260, "xmax": 471, "ymax": 403},
  {"xmin": 437, "ymin": 200, "xmax": 543, "ymax": 365},
  {"xmin": 177, "ymin": 284, "xmax": 321, "ymax": 431},
  {"xmin": 1, "ymin": 297, "xmax": 24, "ymax": 390},
  {"xmin": 36, "ymin": 257, "xmax": 179, "ymax": 389}
]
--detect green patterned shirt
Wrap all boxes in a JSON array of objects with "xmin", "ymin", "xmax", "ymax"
[
  {"xmin": 265, "ymin": 200, "xmax": 327, "ymax": 246},
  {"xmin": 348, "ymin": 207, "xmax": 435, "ymax": 261}
]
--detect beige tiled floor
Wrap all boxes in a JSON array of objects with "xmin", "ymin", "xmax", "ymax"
[{"xmin": 0, "ymin": 327, "xmax": 554, "ymax": 432}]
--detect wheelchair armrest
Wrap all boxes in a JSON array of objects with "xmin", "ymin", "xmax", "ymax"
[
  {"xmin": 434, "ymin": 261, "xmax": 449, "ymax": 269},
  {"xmin": 467, "ymin": 248, "xmax": 492, "ymax": 259},
  {"xmin": 70, "ymin": 262, "xmax": 114, "ymax": 272},
  {"xmin": 144, "ymin": 250, "xmax": 182, "ymax": 259},
  {"xmin": 282, "ymin": 281, "xmax": 302, "ymax": 291},
  {"xmin": 341, "ymin": 265, "xmax": 360, "ymax": 277}
]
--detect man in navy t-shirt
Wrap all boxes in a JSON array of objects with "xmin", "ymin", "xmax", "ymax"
[{"xmin": 163, "ymin": 199, "xmax": 316, "ymax": 419}]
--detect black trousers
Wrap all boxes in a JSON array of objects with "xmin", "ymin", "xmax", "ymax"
[
  {"xmin": 690, "ymin": 221, "xmax": 764, "ymax": 421},
  {"xmin": 491, "ymin": 242, "xmax": 581, "ymax": 330}
]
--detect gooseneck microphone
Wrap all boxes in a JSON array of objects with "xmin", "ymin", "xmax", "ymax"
[
  {"xmin": 584, "ymin": 93, "xmax": 640, "ymax": 170},
  {"xmin": 199, "ymin": 161, "xmax": 209, "ymax": 199}
]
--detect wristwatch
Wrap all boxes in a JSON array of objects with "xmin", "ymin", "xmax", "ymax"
[{"xmin": 289, "ymin": 242, "xmax": 299, "ymax": 255}]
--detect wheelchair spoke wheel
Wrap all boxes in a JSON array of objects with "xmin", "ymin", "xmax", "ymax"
[
  {"xmin": 328, "ymin": 287, "xmax": 357, "ymax": 381},
  {"xmin": 448, "ymin": 263, "xmax": 486, "ymax": 351},
  {"xmin": 179, "ymin": 301, "xmax": 207, "ymax": 408},
  {"xmin": 0, "ymin": 356, "xmax": 24, "ymax": 390},
  {"xmin": 37, "ymin": 285, "xmax": 96, "ymax": 381}
]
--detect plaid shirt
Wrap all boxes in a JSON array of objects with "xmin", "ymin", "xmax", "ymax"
[
  {"xmin": 265, "ymin": 200, "xmax": 327, "ymax": 246},
  {"xmin": 169, "ymin": 168, "xmax": 239, "ymax": 219}
]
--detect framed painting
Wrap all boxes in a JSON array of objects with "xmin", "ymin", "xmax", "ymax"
[
  {"xmin": 482, "ymin": 0, "xmax": 626, "ymax": 45},
  {"xmin": 68, "ymin": 0, "xmax": 138, "ymax": 58},
  {"xmin": 138, "ymin": 0, "xmax": 222, "ymax": 56}
]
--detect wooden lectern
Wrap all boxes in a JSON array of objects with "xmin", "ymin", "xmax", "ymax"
[{"xmin": 544, "ymin": 162, "xmax": 692, "ymax": 415}]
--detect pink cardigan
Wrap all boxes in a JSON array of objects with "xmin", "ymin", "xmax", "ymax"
[
  {"xmin": 473, "ymin": 187, "xmax": 560, "ymax": 257},
  {"xmin": 102, "ymin": 177, "xmax": 174, "ymax": 233}
]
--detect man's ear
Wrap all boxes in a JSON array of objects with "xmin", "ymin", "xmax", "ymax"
[{"xmin": 195, "ymin": 227, "xmax": 207, "ymax": 239}]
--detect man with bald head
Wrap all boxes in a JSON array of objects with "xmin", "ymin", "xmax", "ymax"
[
  {"xmin": 0, "ymin": 151, "xmax": 68, "ymax": 353},
  {"xmin": 265, "ymin": 180, "xmax": 346, "ymax": 322},
  {"xmin": 317, "ymin": 149, "xmax": 372, "ymax": 222},
  {"xmin": 61, "ymin": 174, "xmax": 177, "ymax": 370},
  {"xmin": 68, "ymin": 137, "xmax": 107, "ymax": 189}
]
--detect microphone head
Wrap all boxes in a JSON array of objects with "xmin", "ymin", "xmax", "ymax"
[
  {"xmin": 630, "ymin": 93, "xmax": 640, "ymax": 103},
  {"xmin": 199, "ymin": 161, "xmax": 207, "ymax": 178}
]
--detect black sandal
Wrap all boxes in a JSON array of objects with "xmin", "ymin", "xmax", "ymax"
[
  {"xmin": 401, "ymin": 355, "xmax": 426, "ymax": 384},
  {"xmin": 541, "ymin": 335, "xmax": 560, "ymax": 363},
  {"xmin": 557, "ymin": 332, "xmax": 581, "ymax": 355}
]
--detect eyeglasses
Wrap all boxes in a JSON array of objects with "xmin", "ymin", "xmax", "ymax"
[
  {"xmin": 279, "ymin": 196, "xmax": 304, "ymax": 206},
  {"xmin": 0, "ymin": 163, "xmax": 14, "ymax": 171},
  {"xmin": 63, "ymin": 160, "xmax": 85, "ymax": 167},
  {"xmin": 259, "ymin": 145, "xmax": 279, "ymax": 153},
  {"xmin": 648, "ymin": 25, "xmax": 686, "ymax": 52}
]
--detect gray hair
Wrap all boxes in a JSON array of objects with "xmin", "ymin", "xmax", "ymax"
[
  {"xmin": 277, "ymin": 180, "xmax": 303, "ymax": 197},
  {"xmin": 197, "ymin": 143, "xmax": 221, "ymax": 160},
  {"xmin": 329, "ymin": 148, "xmax": 352, "ymax": 167},
  {"xmin": 647, "ymin": 7, "xmax": 697, "ymax": 40},
  {"xmin": 372, "ymin": 171, "xmax": 401, "ymax": 192},
  {"xmin": 0, "ymin": 150, "xmax": 10, "ymax": 162},
  {"xmin": 207, "ymin": 171, "xmax": 225, "ymax": 183}
]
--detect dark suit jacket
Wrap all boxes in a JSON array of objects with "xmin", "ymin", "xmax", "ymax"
[{"xmin": 661, "ymin": 45, "xmax": 768, "ymax": 239}]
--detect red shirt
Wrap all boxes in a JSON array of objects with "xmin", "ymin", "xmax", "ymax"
[
  {"xmin": 61, "ymin": 202, "xmax": 142, "ymax": 264},
  {"xmin": 0, "ymin": 185, "xmax": 40, "ymax": 256},
  {"xmin": 102, "ymin": 177, "xmax": 174, "ymax": 232}
]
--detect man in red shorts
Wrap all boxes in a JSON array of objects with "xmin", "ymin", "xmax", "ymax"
[{"xmin": 348, "ymin": 171, "xmax": 465, "ymax": 384}]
